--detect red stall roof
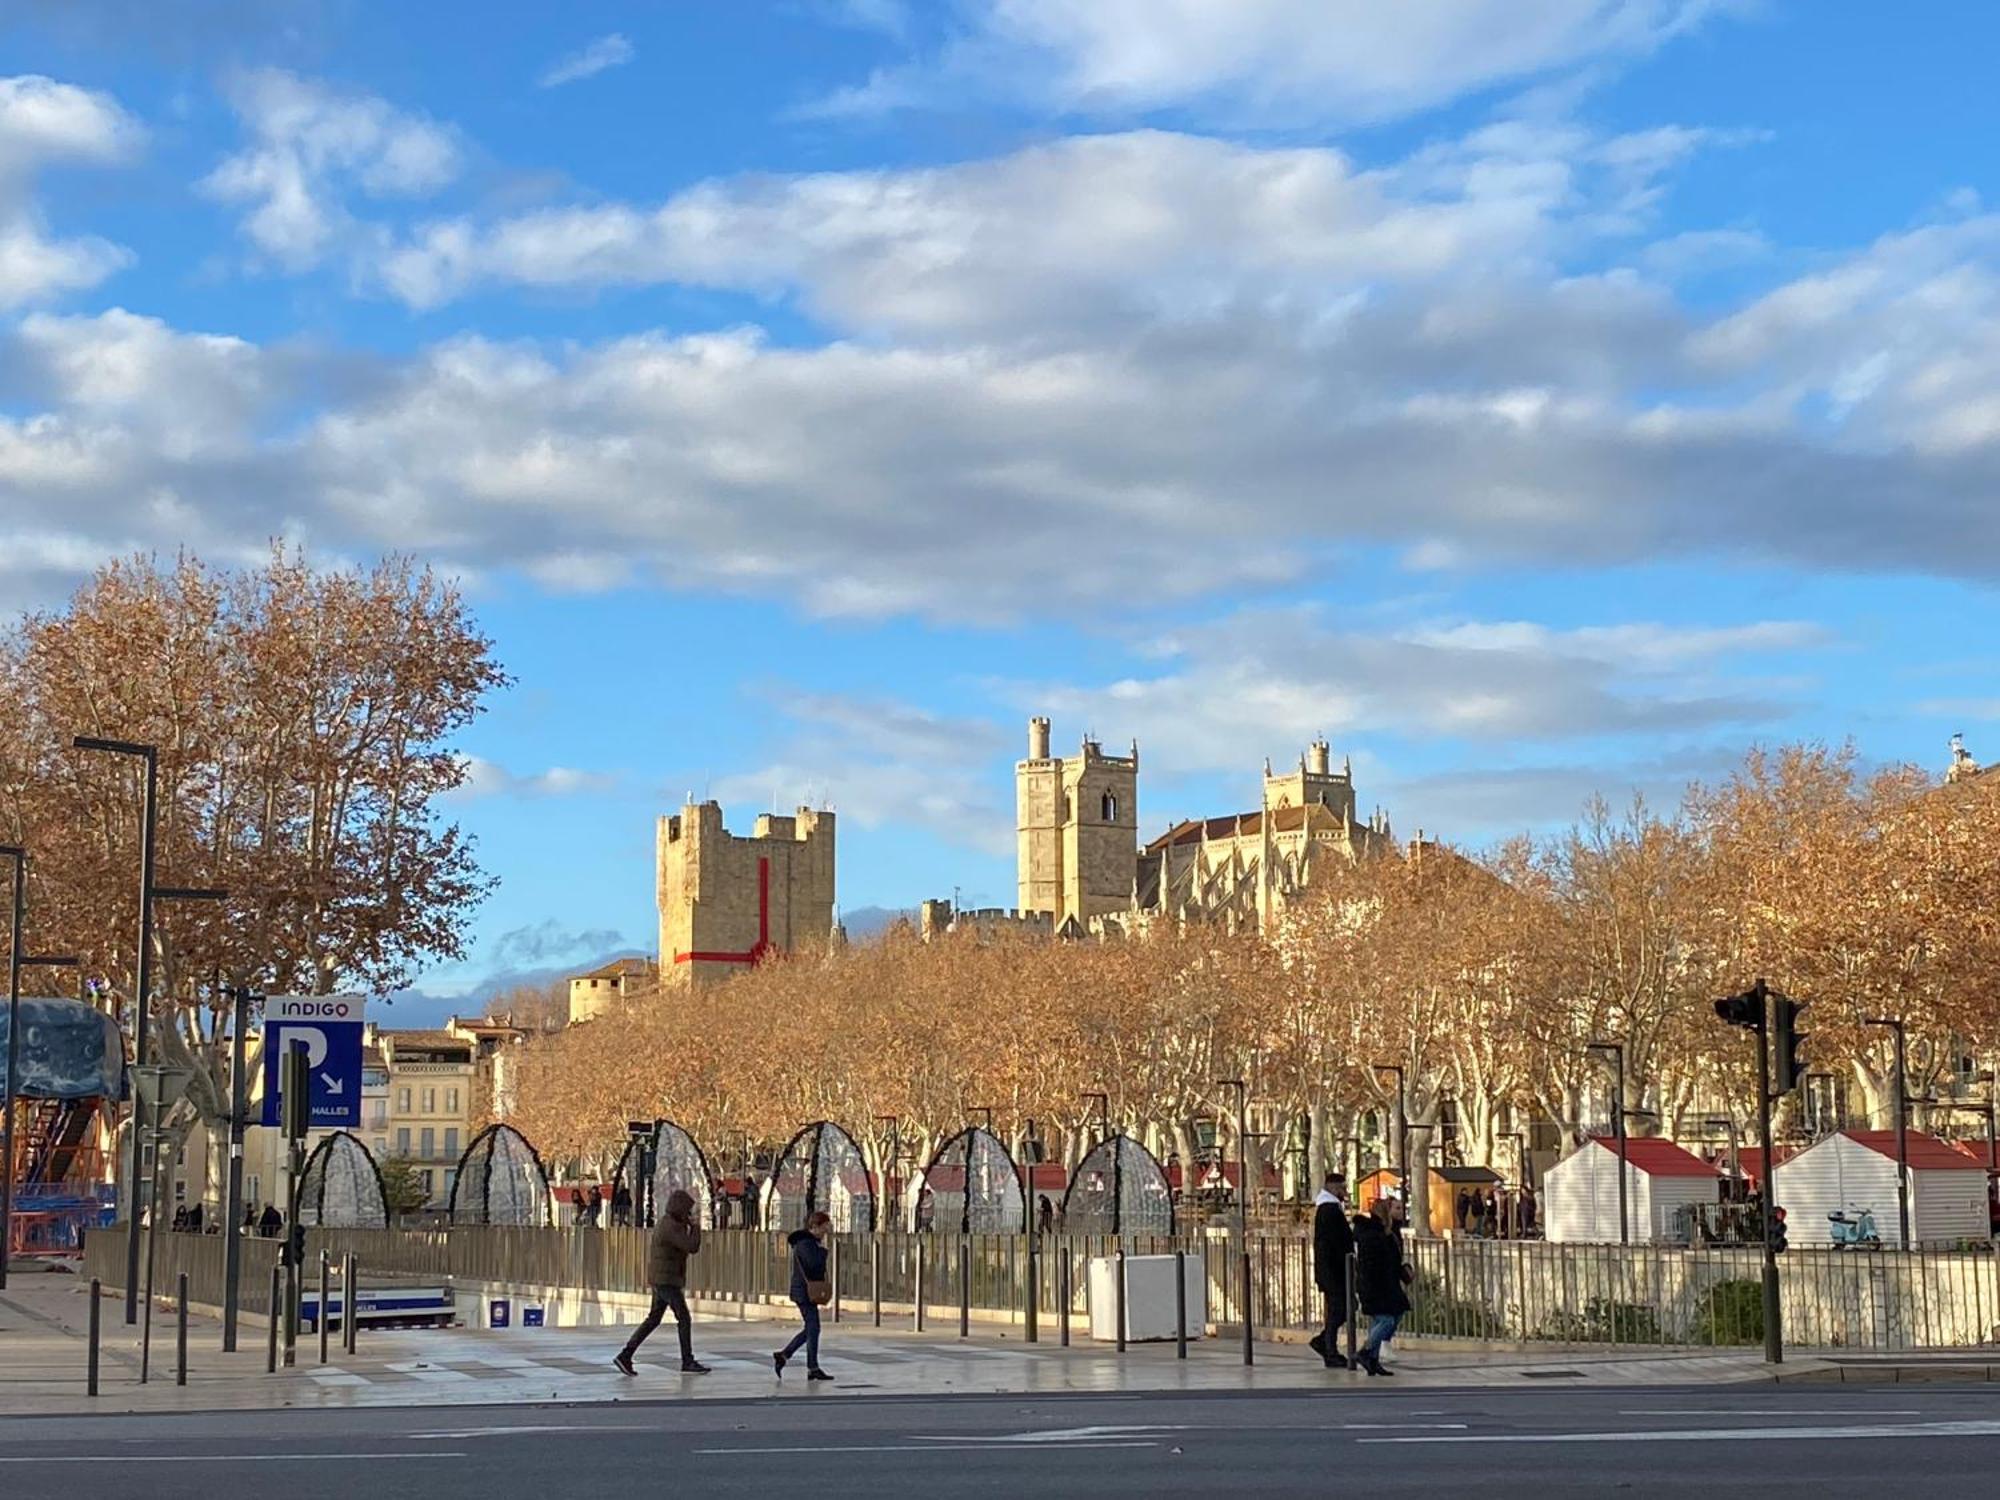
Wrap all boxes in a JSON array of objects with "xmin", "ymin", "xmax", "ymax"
[{"xmin": 1586, "ymin": 1135, "xmax": 1720, "ymax": 1179}]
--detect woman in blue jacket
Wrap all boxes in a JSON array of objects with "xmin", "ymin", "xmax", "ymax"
[{"xmin": 775, "ymin": 1210, "xmax": 833, "ymax": 1382}]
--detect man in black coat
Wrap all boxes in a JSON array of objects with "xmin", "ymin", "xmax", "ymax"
[{"xmin": 1308, "ymin": 1171, "xmax": 1356, "ymax": 1368}]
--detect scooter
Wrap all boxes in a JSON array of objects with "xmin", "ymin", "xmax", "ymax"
[{"xmin": 1828, "ymin": 1206, "xmax": 1882, "ymax": 1250}]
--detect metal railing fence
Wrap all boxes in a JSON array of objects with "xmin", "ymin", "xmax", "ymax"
[{"xmin": 81, "ymin": 1225, "xmax": 2000, "ymax": 1353}]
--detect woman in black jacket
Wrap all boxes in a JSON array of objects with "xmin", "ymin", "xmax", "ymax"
[
  {"xmin": 1352, "ymin": 1194, "xmax": 1412, "ymax": 1377},
  {"xmin": 774, "ymin": 1211, "xmax": 833, "ymax": 1382}
]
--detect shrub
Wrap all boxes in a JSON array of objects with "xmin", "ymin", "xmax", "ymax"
[{"xmin": 1692, "ymin": 1279, "xmax": 1763, "ymax": 1346}]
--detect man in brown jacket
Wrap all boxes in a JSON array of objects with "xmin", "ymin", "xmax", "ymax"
[{"xmin": 613, "ymin": 1188, "xmax": 709, "ymax": 1374}]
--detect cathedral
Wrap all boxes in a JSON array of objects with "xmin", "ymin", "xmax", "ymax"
[{"xmin": 925, "ymin": 717, "xmax": 1398, "ymax": 940}]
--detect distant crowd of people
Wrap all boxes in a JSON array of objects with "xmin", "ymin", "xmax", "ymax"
[
  {"xmin": 1453, "ymin": 1184, "xmax": 1539, "ymax": 1239},
  {"xmin": 571, "ymin": 1176, "xmax": 763, "ymax": 1230}
]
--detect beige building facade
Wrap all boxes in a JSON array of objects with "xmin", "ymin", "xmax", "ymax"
[
  {"xmin": 1016, "ymin": 717, "xmax": 1139, "ymax": 929},
  {"xmin": 976, "ymin": 717, "xmax": 1396, "ymax": 940},
  {"xmin": 566, "ymin": 956, "xmax": 656, "ymax": 1024},
  {"xmin": 657, "ymin": 800, "xmax": 836, "ymax": 986}
]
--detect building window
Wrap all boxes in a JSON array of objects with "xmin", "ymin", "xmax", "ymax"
[
  {"xmin": 370, "ymin": 1100, "xmax": 388, "ymax": 1127},
  {"xmin": 420, "ymin": 1170, "xmax": 435, "ymax": 1199},
  {"xmin": 373, "ymin": 1137, "xmax": 387, "ymax": 1157},
  {"xmin": 1101, "ymin": 791, "xmax": 1118, "ymax": 821},
  {"xmin": 444, "ymin": 1168, "xmax": 456, "ymax": 1201},
  {"xmin": 445, "ymin": 1087, "xmax": 459, "ymax": 1114},
  {"xmin": 422, "ymin": 1087, "xmax": 436, "ymax": 1113},
  {"xmin": 420, "ymin": 1128, "xmax": 436, "ymax": 1159},
  {"xmin": 396, "ymin": 1128, "xmax": 411, "ymax": 1156},
  {"xmin": 397, "ymin": 1087, "xmax": 411, "ymax": 1114},
  {"xmin": 444, "ymin": 1128, "xmax": 459, "ymax": 1160}
]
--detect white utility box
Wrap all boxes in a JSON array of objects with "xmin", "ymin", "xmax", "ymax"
[{"xmin": 1086, "ymin": 1253, "xmax": 1207, "ymax": 1342}]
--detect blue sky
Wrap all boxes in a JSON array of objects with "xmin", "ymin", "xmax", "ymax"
[{"xmin": 4, "ymin": 1, "xmax": 1999, "ymax": 1008}]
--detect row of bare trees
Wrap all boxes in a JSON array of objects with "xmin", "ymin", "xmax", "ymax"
[
  {"xmin": 0, "ymin": 550, "xmax": 507, "ymax": 1207},
  {"xmin": 508, "ymin": 744, "xmax": 2000, "ymax": 1230}
]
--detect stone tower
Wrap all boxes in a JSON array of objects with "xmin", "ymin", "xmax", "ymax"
[
  {"xmin": 1263, "ymin": 736, "xmax": 1357, "ymax": 822},
  {"xmin": 657, "ymin": 801, "xmax": 836, "ymax": 987},
  {"xmin": 1016, "ymin": 717, "xmax": 1138, "ymax": 928}
]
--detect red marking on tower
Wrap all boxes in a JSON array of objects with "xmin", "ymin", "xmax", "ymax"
[{"xmin": 672, "ymin": 856, "xmax": 771, "ymax": 966}]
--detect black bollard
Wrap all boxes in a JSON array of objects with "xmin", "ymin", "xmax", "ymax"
[
  {"xmin": 1175, "ymin": 1250, "xmax": 1188, "ymax": 1360},
  {"xmin": 176, "ymin": 1272, "xmax": 189, "ymax": 1386},
  {"xmin": 87, "ymin": 1278, "xmax": 101, "ymax": 1397},
  {"xmin": 343, "ymin": 1253, "xmax": 359, "ymax": 1355},
  {"xmin": 958, "ymin": 1235, "xmax": 971, "ymax": 1339},
  {"xmin": 1058, "ymin": 1252, "xmax": 1070, "ymax": 1347},
  {"xmin": 265, "ymin": 1262, "xmax": 280, "ymax": 1373}
]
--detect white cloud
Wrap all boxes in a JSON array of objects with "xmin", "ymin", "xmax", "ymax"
[
  {"xmin": 1011, "ymin": 606, "xmax": 1818, "ymax": 782},
  {"xmin": 0, "ymin": 74, "xmax": 140, "ymax": 307},
  {"xmin": 375, "ymin": 123, "xmax": 1706, "ymax": 324},
  {"xmin": 815, "ymin": 0, "xmax": 1735, "ymax": 125},
  {"xmin": 448, "ymin": 755, "xmax": 620, "ymax": 800},
  {"xmin": 712, "ymin": 694, "xmax": 1013, "ymax": 856},
  {"xmin": 537, "ymin": 33, "xmax": 635, "ymax": 89},
  {"xmin": 201, "ymin": 69, "xmax": 460, "ymax": 269}
]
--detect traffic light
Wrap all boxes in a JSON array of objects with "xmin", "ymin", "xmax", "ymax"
[
  {"xmin": 1771, "ymin": 1205, "xmax": 1789, "ymax": 1254},
  {"xmin": 1714, "ymin": 978, "xmax": 1767, "ymax": 1031},
  {"xmin": 1772, "ymin": 992, "xmax": 1809, "ymax": 1095}
]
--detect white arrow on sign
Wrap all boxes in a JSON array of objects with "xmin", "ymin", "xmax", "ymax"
[{"xmin": 321, "ymin": 1073, "xmax": 344, "ymax": 1093}]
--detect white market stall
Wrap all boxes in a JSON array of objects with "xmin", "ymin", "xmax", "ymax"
[
  {"xmin": 1771, "ymin": 1130, "xmax": 1989, "ymax": 1249},
  {"xmin": 1543, "ymin": 1136, "xmax": 1721, "ymax": 1244}
]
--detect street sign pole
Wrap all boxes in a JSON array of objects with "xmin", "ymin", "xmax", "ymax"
[
  {"xmin": 222, "ymin": 984, "xmax": 256, "ymax": 1352},
  {"xmin": 128, "ymin": 1063, "xmax": 192, "ymax": 1385},
  {"xmin": 281, "ymin": 1040, "xmax": 308, "ymax": 1369}
]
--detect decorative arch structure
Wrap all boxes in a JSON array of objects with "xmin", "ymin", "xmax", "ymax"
[
  {"xmin": 1061, "ymin": 1133, "xmax": 1173, "ymax": 1236},
  {"xmin": 613, "ymin": 1119, "xmax": 717, "ymax": 1228},
  {"xmin": 448, "ymin": 1123, "xmax": 551, "ymax": 1226},
  {"xmin": 767, "ymin": 1120, "xmax": 875, "ymax": 1233},
  {"xmin": 296, "ymin": 1130, "xmax": 389, "ymax": 1228},
  {"xmin": 914, "ymin": 1126, "xmax": 1025, "ymax": 1233}
]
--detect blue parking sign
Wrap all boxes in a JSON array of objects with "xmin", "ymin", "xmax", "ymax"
[{"xmin": 260, "ymin": 995, "xmax": 365, "ymax": 1129}]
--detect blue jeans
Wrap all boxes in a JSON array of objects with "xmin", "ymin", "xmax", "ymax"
[
  {"xmin": 1361, "ymin": 1312, "xmax": 1400, "ymax": 1352},
  {"xmin": 780, "ymin": 1297, "xmax": 821, "ymax": 1369}
]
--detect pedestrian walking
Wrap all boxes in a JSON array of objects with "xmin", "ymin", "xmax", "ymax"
[
  {"xmin": 740, "ymin": 1175, "xmax": 760, "ymax": 1230},
  {"xmin": 1518, "ymin": 1184, "xmax": 1538, "ymax": 1238},
  {"xmin": 588, "ymin": 1185, "xmax": 604, "ymax": 1227},
  {"xmin": 1455, "ymin": 1188, "xmax": 1472, "ymax": 1233},
  {"xmin": 1352, "ymin": 1193, "xmax": 1411, "ymax": 1377},
  {"xmin": 612, "ymin": 1188, "xmax": 710, "ymax": 1375},
  {"xmin": 773, "ymin": 1210, "xmax": 833, "ymax": 1383},
  {"xmin": 258, "ymin": 1203, "xmax": 282, "ymax": 1238},
  {"xmin": 1036, "ymin": 1194, "xmax": 1055, "ymax": 1235},
  {"xmin": 611, "ymin": 1182, "xmax": 632, "ymax": 1228},
  {"xmin": 1308, "ymin": 1170, "xmax": 1355, "ymax": 1369}
]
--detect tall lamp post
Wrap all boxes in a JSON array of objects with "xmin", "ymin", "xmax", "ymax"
[
  {"xmin": 1371, "ymin": 1064, "xmax": 1408, "ymax": 1207},
  {"xmin": 70, "ymin": 736, "xmax": 227, "ymax": 1323},
  {"xmin": 1587, "ymin": 1042, "xmax": 1630, "ymax": 1245},
  {"xmin": 0, "ymin": 839, "xmax": 82, "ymax": 1291},
  {"xmin": 1863, "ymin": 1017, "xmax": 1912, "ymax": 1249},
  {"xmin": 873, "ymin": 1115, "xmax": 900, "ymax": 1231}
]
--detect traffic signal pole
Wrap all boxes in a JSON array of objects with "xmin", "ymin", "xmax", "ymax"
[{"xmin": 1752, "ymin": 984, "xmax": 1782, "ymax": 1365}]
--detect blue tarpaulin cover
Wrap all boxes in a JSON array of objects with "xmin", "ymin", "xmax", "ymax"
[{"xmin": 0, "ymin": 997, "xmax": 127, "ymax": 1099}]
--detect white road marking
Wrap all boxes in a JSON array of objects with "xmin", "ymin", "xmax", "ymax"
[
  {"xmin": 0, "ymin": 1453, "xmax": 469, "ymax": 1465},
  {"xmin": 407, "ymin": 1424, "xmax": 658, "ymax": 1439},
  {"xmin": 1337, "ymin": 1423, "xmax": 1469, "ymax": 1430},
  {"xmin": 695, "ymin": 1442, "xmax": 1157, "ymax": 1455},
  {"xmin": 1620, "ymin": 1409, "xmax": 1923, "ymax": 1417},
  {"xmin": 1363, "ymin": 1420, "xmax": 2000, "ymax": 1446},
  {"xmin": 909, "ymin": 1425, "xmax": 1189, "ymax": 1444}
]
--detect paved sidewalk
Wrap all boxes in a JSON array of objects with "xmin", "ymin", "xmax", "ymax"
[{"xmin": 1, "ymin": 1269, "xmax": 1827, "ymax": 1416}]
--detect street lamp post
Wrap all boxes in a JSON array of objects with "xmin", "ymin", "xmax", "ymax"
[
  {"xmin": 1864, "ymin": 1017, "xmax": 1912, "ymax": 1249},
  {"xmin": 873, "ymin": 1115, "xmax": 900, "ymax": 1231},
  {"xmin": 1587, "ymin": 1042, "xmax": 1630, "ymax": 1245},
  {"xmin": 72, "ymin": 737, "xmax": 229, "ymax": 1322},
  {"xmin": 1371, "ymin": 1064, "xmax": 1408, "ymax": 1206}
]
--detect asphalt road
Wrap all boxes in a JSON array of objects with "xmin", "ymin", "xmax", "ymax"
[{"xmin": 5, "ymin": 1384, "xmax": 1998, "ymax": 1497}]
